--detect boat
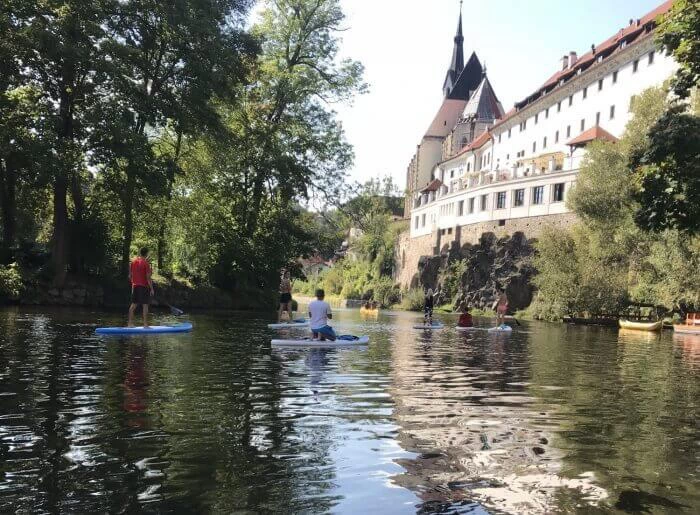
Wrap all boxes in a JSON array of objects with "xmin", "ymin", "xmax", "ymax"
[
  {"xmin": 619, "ymin": 320, "xmax": 662, "ymax": 332},
  {"xmin": 95, "ymin": 322, "xmax": 193, "ymax": 335},
  {"xmin": 673, "ymin": 313, "xmax": 700, "ymax": 335},
  {"xmin": 360, "ymin": 306, "xmax": 379, "ymax": 316},
  {"xmin": 271, "ymin": 335, "xmax": 369, "ymax": 347},
  {"xmin": 267, "ymin": 319, "xmax": 310, "ymax": 329},
  {"xmin": 412, "ymin": 322, "xmax": 445, "ymax": 330}
]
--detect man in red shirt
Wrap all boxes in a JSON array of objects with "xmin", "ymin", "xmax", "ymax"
[{"xmin": 128, "ymin": 247, "xmax": 154, "ymax": 327}]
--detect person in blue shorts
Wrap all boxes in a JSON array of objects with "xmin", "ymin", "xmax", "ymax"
[{"xmin": 308, "ymin": 289, "xmax": 336, "ymax": 341}]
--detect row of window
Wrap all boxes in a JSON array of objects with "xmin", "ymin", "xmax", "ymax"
[
  {"xmin": 497, "ymin": 51, "xmax": 654, "ymax": 144},
  {"xmin": 413, "ymin": 184, "xmax": 567, "ymax": 229}
]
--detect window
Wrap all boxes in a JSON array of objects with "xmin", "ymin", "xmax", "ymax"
[
  {"xmin": 480, "ymin": 194, "xmax": 488, "ymax": 211},
  {"xmin": 648, "ymin": 50, "xmax": 654, "ymax": 64},
  {"xmin": 447, "ymin": 228, "xmax": 452, "ymax": 235},
  {"xmin": 552, "ymin": 183, "xmax": 565, "ymax": 202},
  {"xmin": 555, "ymin": 130, "xmax": 560, "ymax": 143},
  {"xmin": 596, "ymin": 112, "xmax": 600, "ymax": 125},
  {"xmin": 583, "ymin": 87, "xmax": 588, "ymax": 99},
  {"xmin": 610, "ymin": 104, "xmax": 615, "ymax": 119},
  {"xmin": 506, "ymin": 154, "xmax": 510, "ymax": 160},
  {"xmin": 633, "ymin": 59, "xmax": 639, "ymax": 73},
  {"xmin": 598, "ymin": 79, "xmax": 603, "ymax": 91},
  {"xmin": 545, "ymin": 108, "xmax": 549, "ymax": 118},
  {"xmin": 467, "ymin": 162, "xmax": 471, "ymax": 172},
  {"xmin": 498, "ymin": 134, "xmax": 502, "ymax": 143},
  {"xmin": 557, "ymin": 101, "xmax": 561, "ymax": 112},
  {"xmin": 498, "ymin": 219, "xmax": 506, "ymax": 227},
  {"xmin": 535, "ymin": 113, "xmax": 539, "ymax": 124},
  {"xmin": 468, "ymin": 197, "xmax": 474, "ymax": 214},
  {"xmin": 569, "ymin": 95, "xmax": 573, "ymax": 106},
  {"xmin": 415, "ymin": 216, "xmax": 419, "ymax": 229},
  {"xmin": 508, "ymin": 128, "xmax": 512, "ymax": 138},
  {"xmin": 543, "ymin": 136, "xmax": 547, "ymax": 149},
  {"xmin": 513, "ymin": 188, "xmax": 525, "ymax": 207},
  {"xmin": 458, "ymin": 200, "xmax": 464, "ymax": 216},
  {"xmin": 613, "ymin": 70, "xmax": 618, "ymax": 83},
  {"xmin": 580, "ymin": 118, "xmax": 585, "ymax": 131},
  {"xmin": 532, "ymin": 186, "xmax": 545, "ymax": 205},
  {"xmin": 532, "ymin": 141, "xmax": 536, "ymax": 153},
  {"xmin": 496, "ymin": 191, "xmax": 506, "ymax": 209},
  {"xmin": 421, "ymin": 214, "xmax": 426, "ymax": 227},
  {"xmin": 566, "ymin": 125, "xmax": 571, "ymax": 138}
]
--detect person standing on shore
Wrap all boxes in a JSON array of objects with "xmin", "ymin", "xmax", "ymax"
[
  {"xmin": 278, "ymin": 269, "xmax": 293, "ymax": 322},
  {"xmin": 128, "ymin": 247, "xmax": 154, "ymax": 327}
]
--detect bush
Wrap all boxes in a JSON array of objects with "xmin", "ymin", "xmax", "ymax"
[
  {"xmin": 0, "ymin": 263, "xmax": 23, "ymax": 301},
  {"xmin": 372, "ymin": 276, "xmax": 401, "ymax": 307},
  {"xmin": 400, "ymin": 287, "xmax": 425, "ymax": 311}
]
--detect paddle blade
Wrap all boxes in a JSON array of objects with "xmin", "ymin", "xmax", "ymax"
[{"xmin": 170, "ymin": 306, "xmax": 184, "ymax": 315}]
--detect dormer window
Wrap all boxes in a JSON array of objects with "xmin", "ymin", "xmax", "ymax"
[
  {"xmin": 597, "ymin": 55, "xmax": 604, "ymax": 63},
  {"xmin": 620, "ymin": 40, "xmax": 627, "ymax": 49}
]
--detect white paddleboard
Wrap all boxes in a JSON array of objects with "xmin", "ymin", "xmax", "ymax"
[
  {"xmin": 455, "ymin": 326, "xmax": 481, "ymax": 332},
  {"xmin": 413, "ymin": 323, "xmax": 445, "ymax": 330},
  {"xmin": 488, "ymin": 324, "xmax": 513, "ymax": 333},
  {"xmin": 267, "ymin": 320, "xmax": 310, "ymax": 329},
  {"xmin": 271, "ymin": 335, "xmax": 370, "ymax": 347}
]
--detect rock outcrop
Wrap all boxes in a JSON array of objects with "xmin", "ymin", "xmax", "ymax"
[{"xmin": 417, "ymin": 232, "xmax": 536, "ymax": 311}]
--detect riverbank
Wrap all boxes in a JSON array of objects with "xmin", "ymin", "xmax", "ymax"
[{"xmin": 2, "ymin": 272, "xmax": 275, "ymax": 311}]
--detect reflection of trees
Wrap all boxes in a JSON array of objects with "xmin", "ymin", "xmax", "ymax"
[{"xmin": 528, "ymin": 325, "xmax": 700, "ymax": 511}]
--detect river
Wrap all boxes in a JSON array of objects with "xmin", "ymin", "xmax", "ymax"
[{"xmin": 0, "ymin": 306, "xmax": 698, "ymax": 514}]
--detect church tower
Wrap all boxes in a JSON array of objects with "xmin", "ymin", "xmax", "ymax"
[{"xmin": 442, "ymin": 5, "xmax": 465, "ymax": 97}]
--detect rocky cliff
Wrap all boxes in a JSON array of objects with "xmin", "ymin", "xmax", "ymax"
[{"xmin": 417, "ymin": 232, "xmax": 536, "ymax": 311}]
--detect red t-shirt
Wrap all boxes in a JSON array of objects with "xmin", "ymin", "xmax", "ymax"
[
  {"xmin": 458, "ymin": 313, "xmax": 473, "ymax": 327},
  {"xmin": 130, "ymin": 257, "xmax": 151, "ymax": 287}
]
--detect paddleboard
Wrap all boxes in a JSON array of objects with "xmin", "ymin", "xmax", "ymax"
[
  {"xmin": 271, "ymin": 335, "xmax": 369, "ymax": 347},
  {"xmin": 267, "ymin": 319, "xmax": 310, "ymax": 329},
  {"xmin": 413, "ymin": 322, "xmax": 445, "ymax": 330},
  {"xmin": 455, "ymin": 326, "xmax": 481, "ymax": 332},
  {"xmin": 488, "ymin": 324, "xmax": 513, "ymax": 333},
  {"xmin": 95, "ymin": 322, "xmax": 193, "ymax": 335}
]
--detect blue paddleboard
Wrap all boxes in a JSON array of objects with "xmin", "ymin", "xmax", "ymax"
[{"xmin": 95, "ymin": 322, "xmax": 193, "ymax": 335}]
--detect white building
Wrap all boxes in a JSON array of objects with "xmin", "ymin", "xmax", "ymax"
[{"xmin": 406, "ymin": 0, "xmax": 675, "ymax": 243}]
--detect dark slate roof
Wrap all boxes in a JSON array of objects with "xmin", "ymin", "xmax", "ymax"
[{"xmin": 447, "ymin": 52, "xmax": 483, "ymax": 101}]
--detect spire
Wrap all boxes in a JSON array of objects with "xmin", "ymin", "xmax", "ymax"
[
  {"xmin": 461, "ymin": 72, "xmax": 504, "ymax": 121},
  {"xmin": 443, "ymin": 2, "xmax": 465, "ymax": 97}
]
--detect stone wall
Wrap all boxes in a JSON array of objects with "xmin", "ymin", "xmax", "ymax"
[{"xmin": 395, "ymin": 213, "xmax": 577, "ymax": 289}]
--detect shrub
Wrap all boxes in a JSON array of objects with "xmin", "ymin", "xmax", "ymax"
[
  {"xmin": 0, "ymin": 263, "xmax": 23, "ymax": 301},
  {"xmin": 400, "ymin": 287, "xmax": 425, "ymax": 311},
  {"xmin": 372, "ymin": 276, "xmax": 401, "ymax": 307}
]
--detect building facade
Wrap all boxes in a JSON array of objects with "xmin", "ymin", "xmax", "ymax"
[{"xmin": 398, "ymin": 1, "xmax": 676, "ymax": 288}]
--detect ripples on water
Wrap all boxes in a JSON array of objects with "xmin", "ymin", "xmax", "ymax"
[{"xmin": 0, "ymin": 307, "xmax": 698, "ymax": 514}]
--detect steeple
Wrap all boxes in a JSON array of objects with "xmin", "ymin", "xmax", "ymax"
[
  {"xmin": 461, "ymin": 71, "xmax": 504, "ymax": 121},
  {"xmin": 443, "ymin": 2, "xmax": 465, "ymax": 97}
]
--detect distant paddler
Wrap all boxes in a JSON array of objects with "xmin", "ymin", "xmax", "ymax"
[
  {"xmin": 128, "ymin": 247, "xmax": 154, "ymax": 328},
  {"xmin": 493, "ymin": 289, "xmax": 509, "ymax": 327},
  {"xmin": 277, "ymin": 269, "xmax": 294, "ymax": 323}
]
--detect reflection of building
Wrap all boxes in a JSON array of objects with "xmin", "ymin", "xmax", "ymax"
[{"xmin": 398, "ymin": 1, "xmax": 675, "ymax": 288}]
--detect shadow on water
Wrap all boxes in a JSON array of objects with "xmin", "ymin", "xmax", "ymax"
[{"xmin": 0, "ymin": 306, "xmax": 698, "ymax": 513}]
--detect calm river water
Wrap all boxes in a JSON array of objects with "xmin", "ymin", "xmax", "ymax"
[{"xmin": 0, "ymin": 307, "xmax": 698, "ymax": 514}]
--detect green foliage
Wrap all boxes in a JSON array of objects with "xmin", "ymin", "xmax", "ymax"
[
  {"xmin": 371, "ymin": 276, "xmax": 401, "ymax": 308},
  {"xmin": 0, "ymin": 263, "xmax": 22, "ymax": 300},
  {"xmin": 400, "ymin": 288, "xmax": 425, "ymax": 312},
  {"xmin": 657, "ymin": 0, "xmax": 700, "ymax": 99},
  {"xmin": 439, "ymin": 259, "xmax": 468, "ymax": 305}
]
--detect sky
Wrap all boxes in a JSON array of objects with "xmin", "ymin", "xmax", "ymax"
[{"xmin": 322, "ymin": 0, "xmax": 664, "ymax": 188}]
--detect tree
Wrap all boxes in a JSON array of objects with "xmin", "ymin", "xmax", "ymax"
[{"xmin": 657, "ymin": 0, "xmax": 700, "ymax": 99}]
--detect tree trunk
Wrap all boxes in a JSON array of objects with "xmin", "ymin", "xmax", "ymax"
[
  {"xmin": 0, "ymin": 157, "xmax": 17, "ymax": 254},
  {"xmin": 52, "ymin": 175, "xmax": 69, "ymax": 286},
  {"xmin": 121, "ymin": 173, "xmax": 135, "ymax": 277}
]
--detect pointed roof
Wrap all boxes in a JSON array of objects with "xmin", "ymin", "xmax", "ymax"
[
  {"xmin": 462, "ymin": 73, "xmax": 505, "ymax": 120},
  {"xmin": 420, "ymin": 178, "xmax": 444, "ymax": 193},
  {"xmin": 443, "ymin": 6, "xmax": 465, "ymax": 97},
  {"xmin": 447, "ymin": 52, "xmax": 484, "ymax": 100},
  {"xmin": 566, "ymin": 125, "xmax": 618, "ymax": 147}
]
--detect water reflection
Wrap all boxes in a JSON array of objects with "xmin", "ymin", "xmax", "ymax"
[{"xmin": 0, "ymin": 307, "xmax": 698, "ymax": 513}]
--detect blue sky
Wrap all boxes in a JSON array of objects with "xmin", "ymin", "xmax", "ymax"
[{"xmin": 326, "ymin": 0, "xmax": 664, "ymax": 187}]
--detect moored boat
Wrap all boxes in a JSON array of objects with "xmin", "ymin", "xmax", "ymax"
[
  {"xmin": 673, "ymin": 313, "xmax": 700, "ymax": 335},
  {"xmin": 619, "ymin": 320, "xmax": 662, "ymax": 332}
]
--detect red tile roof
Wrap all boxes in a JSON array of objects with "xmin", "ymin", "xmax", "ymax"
[
  {"xmin": 424, "ymin": 99, "xmax": 468, "ymax": 138},
  {"xmin": 493, "ymin": 0, "xmax": 672, "ymax": 129},
  {"xmin": 566, "ymin": 125, "xmax": 619, "ymax": 147},
  {"xmin": 420, "ymin": 178, "xmax": 444, "ymax": 193}
]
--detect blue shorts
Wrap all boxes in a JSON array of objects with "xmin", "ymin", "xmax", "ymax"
[{"xmin": 312, "ymin": 325, "xmax": 336, "ymax": 338}]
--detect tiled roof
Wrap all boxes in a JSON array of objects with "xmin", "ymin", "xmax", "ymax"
[
  {"xmin": 493, "ymin": 0, "xmax": 672, "ymax": 129},
  {"xmin": 424, "ymin": 99, "xmax": 467, "ymax": 137},
  {"xmin": 420, "ymin": 178, "xmax": 444, "ymax": 193},
  {"xmin": 462, "ymin": 74, "xmax": 504, "ymax": 121},
  {"xmin": 566, "ymin": 125, "xmax": 619, "ymax": 147}
]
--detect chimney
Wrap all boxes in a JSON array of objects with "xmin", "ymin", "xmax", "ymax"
[
  {"xmin": 629, "ymin": 18, "xmax": 633, "ymax": 25},
  {"xmin": 561, "ymin": 54, "xmax": 569, "ymax": 70},
  {"xmin": 569, "ymin": 51, "xmax": 578, "ymax": 67},
  {"xmin": 591, "ymin": 44, "xmax": 596, "ymax": 54}
]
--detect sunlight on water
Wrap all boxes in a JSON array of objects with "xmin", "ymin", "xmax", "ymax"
[{"xmin": 0, "ymin": 307, "xmax": 698, "ymax": 513}]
